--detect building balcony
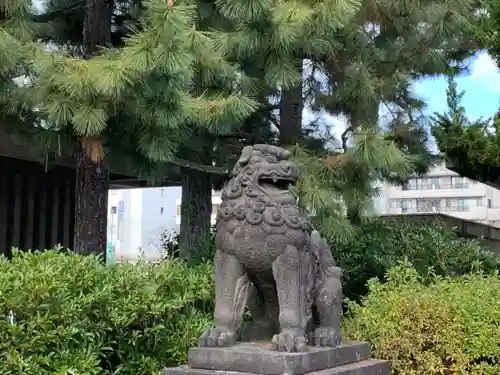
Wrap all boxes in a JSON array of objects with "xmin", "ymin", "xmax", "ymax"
[
  {"xmin": 386, "ymin": 185, "xmax": 487, "ymax": 199},
  {"xmin": 390, "ymin": 205, "xmax": 493, "ymax": 221},
  {"xmin": 402, "ymin": 182, "xmax": 470, "ymax": 190}
]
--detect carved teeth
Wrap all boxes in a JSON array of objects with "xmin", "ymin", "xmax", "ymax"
[{"xmin": 272, "ymin": 175, "xmax": 278, "ymax": 183}]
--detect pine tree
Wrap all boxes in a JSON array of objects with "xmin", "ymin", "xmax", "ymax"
[
  {"xmin": 176, "ymin": 0, "xmax": 481, "ymax": 243},
  {"xmin": 0, "ymin": 0, "xmax": 36, "ymax": 116},
  {"xmin": 16, "ymin": 0, "xmax": 483, "ymax": 252},
  {"xmin": 170, "ymin": 0, "xmax": 363, "ymax": 257},
  {"xmin": 431, "ymin": 0, "xmax": 500, "ymax": 185},
  {"xmin": 22, "ymin": 0, "xmax": 257, "ymax": 256},
  {"xmin": 0, "ymin": 0, "xmax": 46, "ymax": 154},
  {"xmin": 293, "ymin": 0, "xmax": 481, "ymax": 228},
  {"xmin": 432, "ymin": 76, "xmax": 497, "ymax": 183}
]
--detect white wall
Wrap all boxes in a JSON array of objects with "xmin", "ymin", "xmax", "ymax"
[{"xmin": 107, "ymin": 186, "xmax": 219, "ymax": 262}]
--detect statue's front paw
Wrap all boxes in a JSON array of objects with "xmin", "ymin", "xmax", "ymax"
[
  {"xmin": 313, "ymin": 327, "xmax": 340, "ymax": 347},
  {"xmin": 271, "ymin": 331, "xmax": 307, "ymax": 352},
  {"xmin": 198, "ymin": 328, "xmax": 237, "ymax": 347}
]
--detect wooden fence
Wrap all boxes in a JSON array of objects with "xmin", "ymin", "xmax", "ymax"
[{"xmin": 0, "ymin": 156, "xmax": 75, "ymax": 255}]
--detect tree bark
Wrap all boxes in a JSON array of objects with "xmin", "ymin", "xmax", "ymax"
[
  {"xmin": 279, "ymin": 61, "xmax": 304, "ymax": 146},
  {"xmin": 72, "ymin": 0, "xmax": 113, "ymax": 256},
  {"xmin": 178, "ymin": 168, "xmax": 212, "ymax": 260},
  {"xmin": 82, "ymin": 0, "xmax": 113, "ymax": 57},
  {"xmin": 73, "ymin": 143, "xmax": 109, "ymax": 255}
]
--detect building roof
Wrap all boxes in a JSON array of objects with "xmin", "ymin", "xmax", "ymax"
[{"xmin": 0, "ymin": 127, "xmax": 182, "ymax": 189}]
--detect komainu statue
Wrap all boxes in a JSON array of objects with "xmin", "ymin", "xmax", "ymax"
[{"xmin": 198, "ymin": 144, "xmax": 343, "ymax": 353}]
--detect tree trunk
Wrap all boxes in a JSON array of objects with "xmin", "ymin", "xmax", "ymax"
[
  {"xmin": 279, "ymin": 61, "xmax": 304, "ymax": 146},
  {"xmin": 178, "ymin": 168, "xmax": 212, "ymax": 260},
  {"xmin": 72, "ymin": 0, "xmax": 112, "ymax": 256},
  {"xmin": 82, "ymin": 0, "xmax": 113, "ymax": 57},
  {"xmin": 345, "ymin": 100, "xmax": 380, "ymax": 224},
  {"xmin": 73, "ymin": 143, "xmax": 109, "ymax": 256}
]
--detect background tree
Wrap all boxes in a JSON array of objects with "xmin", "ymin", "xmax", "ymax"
[
  {"xmin": 432, "ymin": 75, "xmax": 498, "ymax": 183},
  {"xmin": 175, "ymin": 0, "xmax": 362, "ymax": 256},
  {"xmin": 0, "ymin": 0, "xmax": 38, "ymax": 130},
  {"xmin": 179, "ymin": 0, "xmax": 483, "ymax": 245},
  {"xmin": 432, "ymin": 0, "xmax": 500, "ymax": 184},
  {"xmin": 8, "ymin": 0, "xmax": 486, "ymax": 256},
  {"xmin": 20, "ymin": 0, "xmax": 257, "ymax": 257},
  {"xmin": 295, "ymin": 0, "xmax": 481, "ymax": 226}
]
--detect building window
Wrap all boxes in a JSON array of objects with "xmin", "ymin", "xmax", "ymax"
[
  {"xmin": 416, "ymin": 199, "xmax": 441, "ymax": 213},
  {"xmin": 489, "ymin": 199, "xmax": 493, "ymax": 208},
  {"xmin": 391, "ymin": 199, "xmax": 412, "ymax": 212},
  {"xmin": 160, "ymin": 207, "xmax": 164, "ymax": 215},
  {"xmin": 415, "ymin": 178, "xmax": 425, "ymax": 190},
  {"xmin": 401, "ymin": 200, "xmax": 412, "ymax": 212},
  {"xmin": 176, "ymin": 204, "xmax": 181, "ymax": 216},
  {"xmin": 445, "ymin": 198, "xmax": 452, "ymax": 209},
  {"xmin": 430, "ymin": 178, "xmax": 440, "ymax": 189},
  {"xmin": 457, "ymin": 199, "xmax": 467, "ymax": 211},
  {"xmin": 452, "ymin": 176, "xmax": 468, "ymax": 189}
]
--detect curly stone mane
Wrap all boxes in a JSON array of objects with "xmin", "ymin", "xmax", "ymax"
[{"xmin": 217, "ymin": 144, "xmax": 311, "ymax": 232}]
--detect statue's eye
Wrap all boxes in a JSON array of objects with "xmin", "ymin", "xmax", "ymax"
[{"xmin": 250, "ymin": 157, "xmax": 263, "ymax": 163}]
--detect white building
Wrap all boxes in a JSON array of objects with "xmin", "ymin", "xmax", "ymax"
[
  {"xmin": 107, "ymin": 187, "xmax": 221, "ymax": 262},
  {"xmin": 174, "ymin": 192, "xmax": 221, "ymax": 226},
  {"xmin": 379, "ymin": 164, "xmax": 500, "ymax": 226}
]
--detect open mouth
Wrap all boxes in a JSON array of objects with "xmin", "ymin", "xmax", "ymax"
[{"xmin": 258, "ymin": 177, "xmax": 295, "ymax": 190}]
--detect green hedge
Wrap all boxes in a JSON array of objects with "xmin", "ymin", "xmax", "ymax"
[
  {"xmin": 0, "ymin": 248, "xmax": 214, "ymax": 375},
  {"xmin": 332, "ymin": 218, "xmax": 500, "ymax": 301},
  {"xmin": 162, "ymin": 218, "xmax": 500, "ymax": 301},
  {"xmin": 344, "ymin": 263, "xmax": 500, "ymax": 375},
  {"xmin": 6, "ymin": 218, "xmax": 497, "ymax": 374}
]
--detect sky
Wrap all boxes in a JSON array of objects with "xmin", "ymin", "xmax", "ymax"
[
  {"xmin": 310, "ymin": 51, "xmax": 500, "ymax": 147},
  {"xmin": 413, "ymin": 51, "xmax": 500, "ymax": 121}
]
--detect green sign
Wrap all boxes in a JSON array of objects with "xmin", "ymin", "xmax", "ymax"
[{"xmin": 106, "ymin": 242, "xmax": 116, "ymax": 265}]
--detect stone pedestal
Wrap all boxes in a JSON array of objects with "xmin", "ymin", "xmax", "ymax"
[{"xmin": 163, "ymin": 342, "xmax": 390, "ymax": 375}]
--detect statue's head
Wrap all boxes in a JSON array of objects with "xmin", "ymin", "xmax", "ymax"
[{"xmin": 231, "ymin": 144, "xmax": 299, "ymax": 189}]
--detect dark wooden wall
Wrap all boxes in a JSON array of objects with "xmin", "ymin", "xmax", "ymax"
[{"xmin": 0, "ymin": 156, "xmax": 75, "ymax": 256}]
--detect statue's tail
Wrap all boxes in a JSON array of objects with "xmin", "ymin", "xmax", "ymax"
[
  {"xmin": 310, "ymin": 230, "xmax": 322, "ymax": 249},
  {"xmin": 310, "ymin": 230, "xmax": 336, "ymax": 267},
  {"xmin": 310, "ymin": 230, "xmax": 342, "ymax": 283}
]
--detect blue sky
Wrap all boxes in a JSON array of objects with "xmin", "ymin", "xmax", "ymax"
[
  {"xmin": 413, "ymin": 51, "xmax": 500, "ymax": 121},
  {"xmin": 313, "ymin": 51, "xmax": 500, "ymax": 146}
]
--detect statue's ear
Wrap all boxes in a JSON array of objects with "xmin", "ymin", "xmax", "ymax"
[
  {"xmin": 280, "ymin": 148, "xmax": 291, "ymax": 159},
  {"xmin": 238, "ymin": 146, "xmax": 253, "ymax": 165},
  {"xmin": 231, "ymin": 146, "xmax": 253, "ymax": 176}
]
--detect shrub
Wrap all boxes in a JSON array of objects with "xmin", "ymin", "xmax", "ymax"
[
  {"xmin": 343, "ymin": 263, "xmax": 500, "ymax": 375},
  {"xmin": 159, "ymin": 228, "xmax": 216, "ymax": 265},
  {"xmin": 331, "ymin": 218, "xmax": 500, "ymax": 301},
  {"xmin": 0, "ymin": 247, "xmax": 214, "ymax": 375}
]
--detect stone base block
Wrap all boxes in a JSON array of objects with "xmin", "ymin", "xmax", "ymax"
[
  {"xmin": 163, "ymin": 359, "xmax": 390, "ymax": 375},
  {"xmin": 165, "ymin": 342, "xmax": 385, "ymax": 375},
  {"xmin": 185, "ymin": 341, "xmax": 369, "ymax": 375}
]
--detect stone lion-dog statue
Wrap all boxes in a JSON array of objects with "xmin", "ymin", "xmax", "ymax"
[{"xmin": 198, "ymin": 144, "xmax": 343, "ymax": 353}]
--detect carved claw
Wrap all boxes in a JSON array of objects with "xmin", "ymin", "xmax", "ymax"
[
  {"xmin": 313, "ymin": 327, "xmax": 340, "ymax": 347},
  {"xmin": 271, "ymin": 331, "xmax": 307, "ymax": 352},
  {"xmin": 198, "ymin": 328, "xmax": 237, "ymax": 348}
]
